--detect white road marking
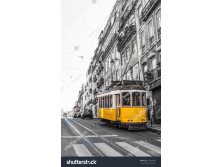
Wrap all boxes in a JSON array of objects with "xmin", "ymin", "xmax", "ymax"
[
  {"xmin": 135, "ymin": 141, "xmax": 161, "ymax": 154},
  {"xmin": 115, "ymin": 142, "xmax": 151, "ymax": 157},
  {"xmin": 64, "ymin": 118, "xmax": 104, "ymax": 156},
  {"xmin": 62, "ymin": 135, "xmax": 118, "ymax": 138},
  {"xmin": 94, "ymin": 143, "xmax": 123, "ymax": 157},
  {"xmin": 73, "ymin": 144, "xmax": 92, "ymax": 157},
  {"xmin": 70, "ymin": 119, "xmax": 132, "ymax": 155}
]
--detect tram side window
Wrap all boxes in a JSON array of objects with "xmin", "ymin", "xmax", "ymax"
[
  {"xmin": 105, "ymin": 96, "xmax": 107, "ymax": 108},
  {"xmin": 122, "ymin": 92, "xmax": 131, "ymax": 106},
  {"xmin": 142, "ymin": 92, "xmax": 147, "ymax": 106},
  {"xmin": 110, "ymin": 95, "xmax": 112, "ymax": 108},
  {"xmin": 107, "ymin": 96, "xmax": 109, "ymax": 108},
  {"xmin": 116, "ymin": 94, "xmax": 120, "ymax": 107},
  {"xmin": 132, "ymin": 92, "xmax": 141, "ymax": 106}
]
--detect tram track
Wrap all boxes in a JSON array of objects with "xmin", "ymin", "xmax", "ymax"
[
  {"xmin": 75, "ymin": 118, "xmax": 160, "ymax": 146},
  {"xmin": 69, "ymin": 118, "xmax": 136, "ymax": 157},
  {"xmin": 64, "ymin": 118, "xmax": 105, "ymax": 157}
]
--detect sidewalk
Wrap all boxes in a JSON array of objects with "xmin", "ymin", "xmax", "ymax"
[{"xmin": 146, "ymin": 122, "xmax": 161, "ymax": 132}]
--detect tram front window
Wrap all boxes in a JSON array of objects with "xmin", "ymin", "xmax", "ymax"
[
  {"xmin": 122, "ymin": 92, "xmax": 131, "ymax": 106},
  {"xmin": 132, "ymin": 92, "xmax": 141, "ymax": 106},
  {"xmin": 142, "ymin": 92, "xmax": 147, "ymax": 106}
]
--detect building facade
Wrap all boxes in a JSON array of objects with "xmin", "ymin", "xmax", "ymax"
[
  {"xmin": 75, "ymin": 0, "xmax": 161, "ymax": 124},
  {"xmin": 139, "ymin": 0, "xmax": 161, "ymax": 124}
]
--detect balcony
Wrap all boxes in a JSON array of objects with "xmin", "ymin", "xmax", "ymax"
[
  {"xmin": 92, "ymin": 65, "xmax": 97, "ymax": 73},
  {"xmin": 92, "ymin": 97, "xmax": 98, "ymax": 105},
  {"xmin": 102, "ymin": 33, "xmax": 118, "ymax": 61},
  {"xmin": 87, "ymin": 99, "xmax": 92, "ymax": 106},
  {"xmin": 99, "ymin": 23, "xmax": 112, "ymax": 45},
  {"xmin": 93, "ymin": 75, "xmax": 97, "ymax": 83},
  {"xmin": 96, "ymin": 65, "xmax": 104, "ymax": 75},
  {"xmin": 141, "ymin": 0, "xmax": 161, "ymax": 22},
  {"xmin": 144, "ymin": 66, "xmax": 161, "ymax": 90},
  {"xmin": 89, "ymin": 88, "xmax": 92, "ymax": 93},
  {"xmin": 93, "ymin": 89, "xmax": 98, "ymax": 95},
  {"xmin": 117, "ymin": 24, "xmax": 136, "ymax": 52},
  {"xmin": 119, "ymin": 0, "xmax": 138, "ymax": 32},
  {"xmin": 97, "ymin": 77, "xmax": 104, "ymax": 88},
  {"xmin": 149, "ymin": 36, "xmax": 154, "ymax": 46}
]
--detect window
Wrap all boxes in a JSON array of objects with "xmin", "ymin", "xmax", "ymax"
[
  {"xmin": 105, "ymin": 60, "xmax": 108, "ymax": 72},
  {"xmin": 132, "ymin": 92, "xmax": 141, "ymax": 106},
  {"xmin": 102, "ymin": 97, "xmax": 104, "ymax": 108},
  {"xmin": 156, "ymin": 9, "xmax": 161, "ymax": 39},
  {"xmin": 133, "ymin": 64, "xmax": 139, "ymax": 80},
  {"xmin": 111, "ymin": 16, "xmax": 114, "ymax": 25},
  {"xmin": 142, "ymin": 92, "xmax": 146, "ymax": 106},
  {"xmin": 116, "ymin": 94, "xmax": 120, "ymax": 107},
  {"xmin": 106, "ymin": 96, "xmax": 108, "ymax": 108},
  {"xmin": 99, "ymin": 97, "xmax": 101, "ymax": 108},
  {"xmin": 107, "ymin": 96, "xmax": 110, "ymax": 108},
  {"xmin": 114, "ymin": 12, "xmax": 117, "ymax": 22},
  {"xmin": 156, "ymin": 9, "xmax": 161, "ymax": 29},
  {"xmin": 148, "ymin": 20, "xmax": 154, "ymax": 43},
  {"xmin": 121, "ymin": 51, "xmax": 125, "ymax": 66},
  {"xmin": 129, "ymin": 15, "xmax": 135, "ymax": 24},
  {"xmin": 141, "ymin": 30, "xmax": 145, "ymax": 49},
  {"xmin": 123, "ymin": 74, "xmax": 127, "ymax": 80},
  {"xmin": 122, "ymin": 92, "xmax": 131, "ymax": 106},
  {"xmin": 125, "ymin": 47, "xmax": 130, "ymax": 62},
  {"xmin": 116, "ymin": 69, "xmax": 119, "ymax": 81},
  {"xmin": 143, "ymin": 63, "xmax": 148, "ymax": 73},
  {"xmin": 110, "ymin": 95, "xmax": 113, "ymax": 108},
  {"xmin": 132, "ymin": 40, "xmax": 137, "ymax": 55},
  {"xmin": 108, "ymin": 57, "xmax": 111, "ymax": 70},
  {"xmin": 127, "ymin": 70, "xmax": 132, "ymax": 80},
  {"xmin": 116, "ymin": 51, "xmax": 120, "ymax": 66},
  {"xmin": 152, "ymin": 58, "xmax": 157, "ymax": 70},
  {"xmin": 138, "ymin": 5, "xmax": 142, "ymax": 19}
]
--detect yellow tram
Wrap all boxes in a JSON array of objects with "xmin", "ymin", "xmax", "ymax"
[{"xmin": 97, "ymin": 81, "xmax": 148, "ymax": 129}]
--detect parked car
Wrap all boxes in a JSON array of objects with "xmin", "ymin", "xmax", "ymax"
[{"xmin": 81, "ymin": 109, "xmax": 93, "ymax": 119}]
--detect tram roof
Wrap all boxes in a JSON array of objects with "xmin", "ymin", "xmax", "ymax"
[{"xmin": 98, "ymin": 80, "xmax": 146, "ymax": 95}]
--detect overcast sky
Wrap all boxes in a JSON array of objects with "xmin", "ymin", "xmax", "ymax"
[{"xmin": 62, "ymin": 0, "xmax": 116, "ymax": 111}]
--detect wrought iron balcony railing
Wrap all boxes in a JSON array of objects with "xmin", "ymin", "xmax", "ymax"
[
  {"xmin": 97, "ymin": 77, "xmax": 104, "ymax": 88},
  {"xmin": 149, "ymin": 36, "xmax": 154, "ymax": 46},
  {"xmin": 93, "ymin": 89, "xmax": 98, "ymax": 95},
  {"xmin": 102, "ymin": 33, "xmax": 118, "ymax": 61},
  {"xmin": 93, "ymin": 75, "xmax": 97, "ymax": 83},
  {"xmin": 141, "ymin": 0, "xmax": 160, "ymax": 22},
  {"xmin": 96, "ymin": 65, "xmax": 104, "ymax": 75},
  {"xmin": 119, "ymin": 0, "xmax": 138, "ymax": 32},
  {"xmin": 144, "ymin": 66, "xmax": 161, "ymax": 84},
  {"xmin": 89, "ymin": 88, "xmax": 92, "ymax": 93},
  {"xmin": 117, "ymin": 24, "xmax": 136, "ymax": 52}
]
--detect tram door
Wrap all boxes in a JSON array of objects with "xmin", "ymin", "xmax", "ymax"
[{"xmin": 116, "ymin": 94, "xmax": 120, "ymax": 121}]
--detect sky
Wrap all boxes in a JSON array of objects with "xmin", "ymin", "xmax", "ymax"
[{"xmin": 62, "ymin": 0, "xmax": 117, "ymax": 111}]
